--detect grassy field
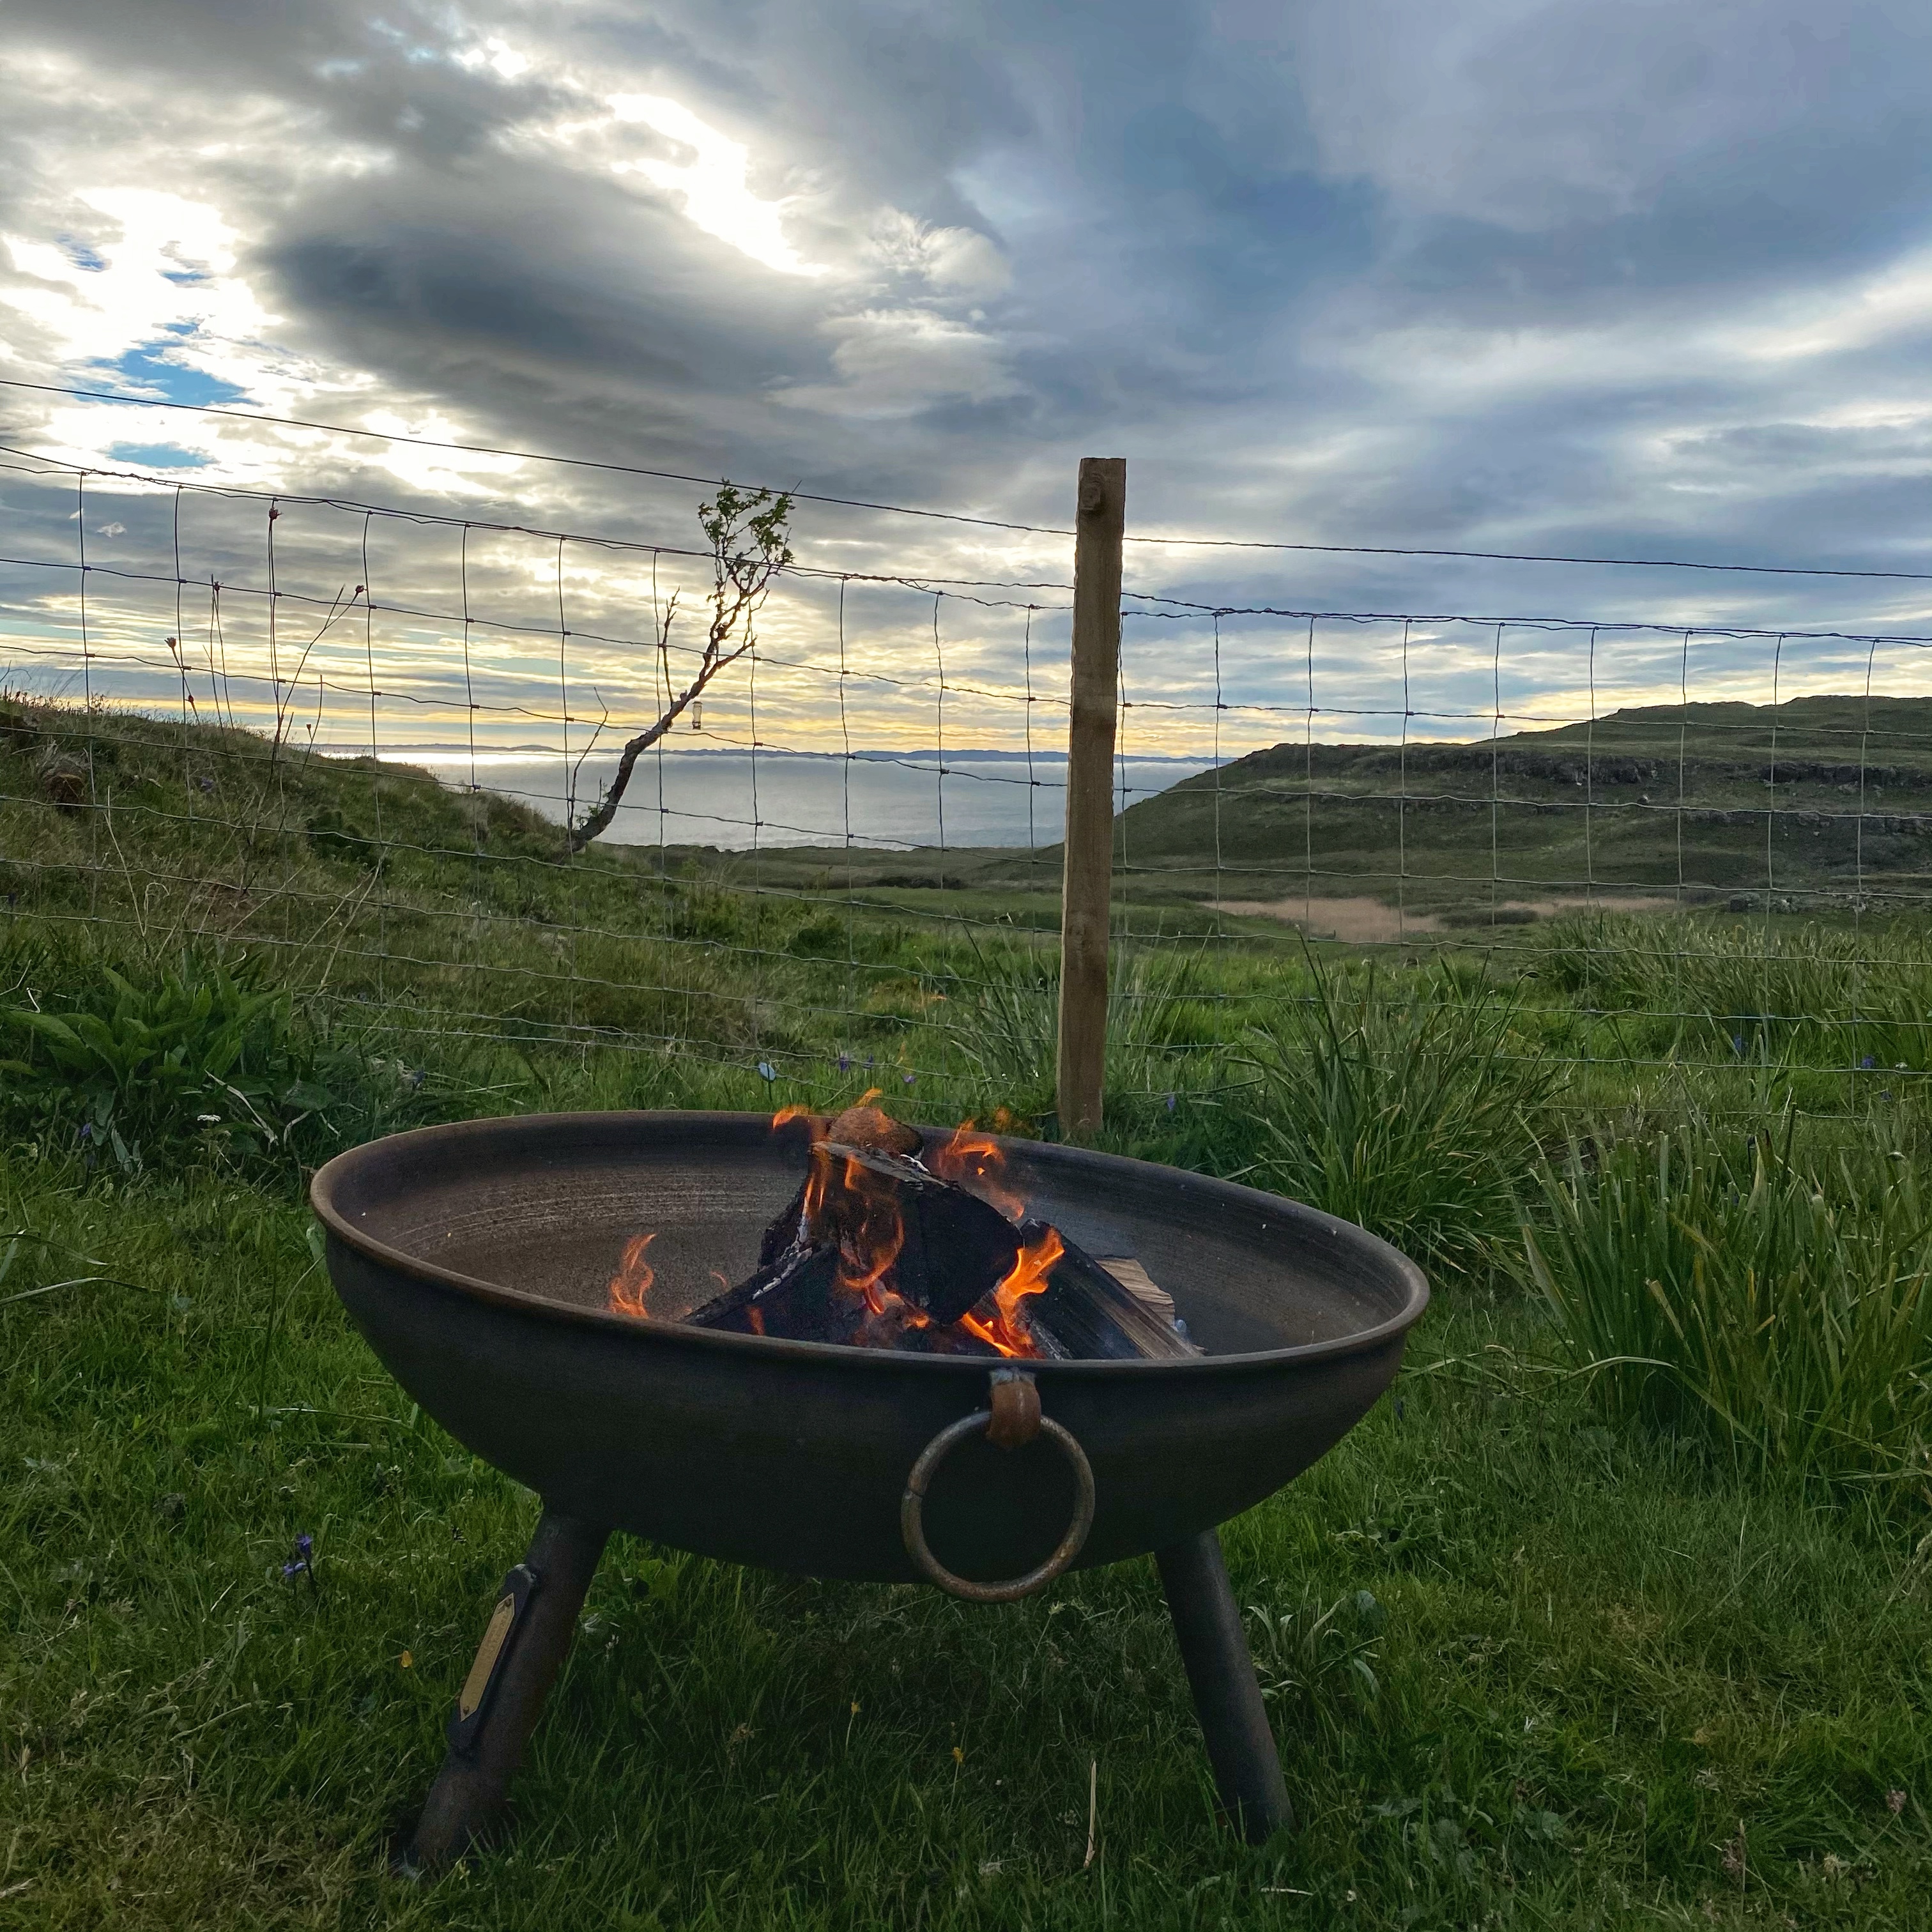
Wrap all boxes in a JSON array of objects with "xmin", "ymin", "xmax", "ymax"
[{"xmin": 3, "ymin": 696, "xmax": 1930, "ymax": 1929}]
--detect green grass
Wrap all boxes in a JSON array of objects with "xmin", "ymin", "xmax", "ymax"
[
  {"xmin": 4, "ymin": 1165, "xmax": 1929, "ymax": 1931},
  {"xmin": 3, "ymin": 694, "xmax": 1932, "ymax": 1926},
  {"xmin": 1239, "ymin": 958, "xmax": 1563, "ymax": 1285},
  {"xmin": 1525, "ymin": 1118, "xmax": 1932, "ymax": 1499}
]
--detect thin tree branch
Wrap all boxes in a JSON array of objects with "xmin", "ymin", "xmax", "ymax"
[{"xmin": 565, "ymin": 486, "xmax": 791, "ymax": 855}]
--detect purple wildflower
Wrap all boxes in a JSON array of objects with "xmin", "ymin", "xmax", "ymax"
[{"xmin": 282, "ymin": 1531, "xmax": 319, "ymax": 1592}]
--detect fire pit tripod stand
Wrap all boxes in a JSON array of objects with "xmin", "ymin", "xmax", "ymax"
[{"xmin": 312, "ymin": 1112, "xmax": 1429, "ymax": 1866}]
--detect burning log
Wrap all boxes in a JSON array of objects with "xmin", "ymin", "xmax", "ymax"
[
  {"xmin": 664, "ymin": 1106, "xmax": 1199, "ymax": 1361},
  {"xmin": 686, "ymin": 1136, "xmax": 1027, "ymax": 1352},
  {"xmin": 755, "ymin": 1142, "xmax": 1025, "ymax": 1326},
  {"xmin": 690, "ymin": 1241, "xmax": 843, "ymax": 1342}
]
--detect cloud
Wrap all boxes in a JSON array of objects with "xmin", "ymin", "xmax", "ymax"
[
  {"xmin": 774, "ymin": 307, "xmax": 1021, "ymax": 415},
  {"xmin": 868, "ymin": 211, "xmax": 1011, "ymax": 297},
  {"xmin": 0, "ymin": 0, "xmax": 1925, "ymax": 763}
]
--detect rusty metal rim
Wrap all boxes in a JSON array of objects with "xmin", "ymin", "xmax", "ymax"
[{"xmin": 309, "ymin": 1110, "xmax": 1430, "ymax": 1377}]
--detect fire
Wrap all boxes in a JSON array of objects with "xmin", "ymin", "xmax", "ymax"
[
  {"xmin": 832, "ymin": 1153, "xmax": 906, "ymax": 1308},
  {"xmin": 606, "ymin": 1232, "xmax": 657, "ymax": 1319},
  {"xmin": 818, "ymin": 1149, "xmax": 930, "ymax": 1337},
  {"xmin": 928, "ymin": 1120, "xmax": 1027, "ymax": 1223},
  {"xmin": 751, "ymin": 1103, "xmax": 1056, "ymax": 1356},
  {"xmin": 959, "ymin": 1225, "xmax": 1063, "ymax": 1358}
]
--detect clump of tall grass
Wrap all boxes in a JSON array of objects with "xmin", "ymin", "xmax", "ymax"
[
  {"xmin": 1536, "ymin": 912, "xmax": 1932, "ymax": 1072},
  {"xmin": 940, "ymin": 942, "xmax": 1238, "ymax": 1121},
  {"xmin": 1524, "ymin": 1118, "xmax": 1932, "ymax": 1499},
  {"xmin": 1238, "ymin": 960, "xmax": 1562, "ymax": 1284}
]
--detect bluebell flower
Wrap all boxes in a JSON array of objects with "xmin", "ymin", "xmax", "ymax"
[
  {"xmin": 1860, "ymin": 1055, "xmax": 1875, "ymax": 1070},
  {"xmin": 1731, "ymin": 1036, "xmax": 1744, "ymax": 1055},
  {"xmin": 901, "ymin": 1072, "xmax": 915, "ymax": 1086},
  {"xmin": 837, "ymin": 1052, "xmax": 852, "ymax": 1073},
  {"xmin": 282, "ymin": 1531, "xmax": 318, "ymax": 1591},
  {"xmin": 756, "ymin": 1061, "xmax": 777, "ymax": 1082},
  {"xmin": 1164, "ymin": 1092, "xmax": 1176, "ymax": 1113}
]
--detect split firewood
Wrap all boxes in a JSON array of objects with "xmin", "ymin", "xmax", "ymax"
[{"xmin": 1023, "ymin": 1228, "xmax": 1199, "ymax": 1361}]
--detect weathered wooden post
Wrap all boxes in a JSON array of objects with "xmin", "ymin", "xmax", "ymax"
[{"xmin": 1056, "ymin": 456, "xmax": 1126, "ymax": 1138}]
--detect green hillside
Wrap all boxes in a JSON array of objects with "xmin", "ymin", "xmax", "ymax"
[{"xmin": 1110, "ymin": 695, "xmax": 1932, "ymax": 914}]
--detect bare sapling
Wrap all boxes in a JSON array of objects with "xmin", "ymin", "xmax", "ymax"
[{"xmin": 565, "ymin": 484, "xmax": 793, "ymax": 854}]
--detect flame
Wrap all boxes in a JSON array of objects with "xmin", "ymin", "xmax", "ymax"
[
  {"xmin": 772, "ymin": 1103, "xmax": 822, "ymax": 1133},
  {"xmin": 752, "ymin": 1104, "xmax": 1052, "ymax": 1354},
  {"xmin": 928, "ymin": 1120, "xmax": 1027, "ymax": 1223},
  {"xmin": 958, "ymin": 1225, "xmax": 1062, "ymax": 1357},
  {"xmin": 607, "ymin": 1232, "xmax": 657, "ymax": 1319},
  {"xmin": 787, "ymin": 1134, "xmax": 931, "ymax": 1335},
  {"xmin": 799, "ymin": 1138, "xmax": 836, "ymax": 1236},
  {"xmin": 833, "ymin": 1153, "xmax": 913, "ymax": 1317}
]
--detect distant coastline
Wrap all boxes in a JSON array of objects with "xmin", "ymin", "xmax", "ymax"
[{"xmin": 313, "ymin": 744, "xmax": 1209, "ymax": 765}]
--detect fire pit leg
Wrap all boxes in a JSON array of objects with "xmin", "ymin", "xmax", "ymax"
[
  {"xmin": 1155, "ymin": 1529, "xmax": 1292, "ymax": 1843},
  {"xmin": 401, "ymin": 1508, "xmax": 610, "ymax": 1874}
]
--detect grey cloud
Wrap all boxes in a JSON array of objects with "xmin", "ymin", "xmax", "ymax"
[{"xmin": 0, "ymin": 0, "xmax": 1925, "ymax": 653}]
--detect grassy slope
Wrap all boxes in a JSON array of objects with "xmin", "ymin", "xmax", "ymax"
[
  {"xmin": 1111, "ymin": 697, "xmax": 1932, "ymax": 910},
  {"xmin": 0, "ymin": 696, "xmax": 1045, "ymax": 1092}
]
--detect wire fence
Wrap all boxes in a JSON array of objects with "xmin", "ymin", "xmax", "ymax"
[{"xmin": 3, "ymin": 407, "xmax": 1930, "ymax": 1123}]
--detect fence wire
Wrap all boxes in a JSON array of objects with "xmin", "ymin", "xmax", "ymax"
[{"xmin": 3, "ymin": 432, "xmax": 1929, "ymax": 1128}]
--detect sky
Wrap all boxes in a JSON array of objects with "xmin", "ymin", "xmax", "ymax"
[{"xmin": 1, "ymin": 0, "xmax": 1929, "ymax": 772}]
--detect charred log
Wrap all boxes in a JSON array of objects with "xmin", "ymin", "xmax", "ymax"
[{"xmin": 684, "ymin": 1111, "xmax": 1199, "ymax": 1360}]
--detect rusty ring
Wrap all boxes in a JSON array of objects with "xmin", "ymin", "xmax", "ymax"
[{"xmin": 900, "ymin": 1407, "xmax": 1096, "ymax": 1604}]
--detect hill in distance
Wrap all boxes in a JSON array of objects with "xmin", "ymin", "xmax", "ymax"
[{"xmin": 1096, "ymin": 694, "xmax": 1932, "ymax": 919}]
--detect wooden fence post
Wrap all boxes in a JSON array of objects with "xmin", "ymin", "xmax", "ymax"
[{"xmin": 1057, "ymin": 456, "xmax": 1126, "ymax": 1138}]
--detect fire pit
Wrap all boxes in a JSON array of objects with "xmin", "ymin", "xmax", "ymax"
[{"xmin": 311, "ymin": 1110, "xmax": 1428, "ymax": 1867}]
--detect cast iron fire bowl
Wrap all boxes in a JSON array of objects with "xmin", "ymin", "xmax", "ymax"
[{"xmin": 311, "ymin": 1110, "xmax": 1429, "ymax": 1863}]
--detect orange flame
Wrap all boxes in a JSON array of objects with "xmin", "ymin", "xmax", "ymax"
[
  {"xmin": 833, "ymin": 1153, "xmax": 913, "ymax": 1316},
  {"xmin": 772, "ymin": 1103, "xmax": 823, "ymax": 1134},
  {"xmin": 959, "ymin": 1225, "xmax": 1062, "ymax": 1357},
  {"xmin": 607, "ymin": 1232, "xmax": 657, "ymax": 1319},
  {"xmin": 799, "ymin": 1138, "xmax": 837, "ymax": 1237},
  {"xmin": 754, "ymin": 1105, "xmax": 1050, "ymax": 1353},
  {"xmin": 928, "ymin": 1120, "xmax": 1027, "ymax": 1223}
]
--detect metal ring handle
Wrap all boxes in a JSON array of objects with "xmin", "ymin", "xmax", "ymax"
[{"xmin": 900, "ymin": 1407, "xmax": 1096, "ymax": 1604}]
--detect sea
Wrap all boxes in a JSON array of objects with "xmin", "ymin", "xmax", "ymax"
[{"xmin": 362, "ymin": 747, "xmax": 1217, "ymax": 852}]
